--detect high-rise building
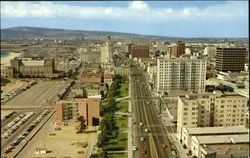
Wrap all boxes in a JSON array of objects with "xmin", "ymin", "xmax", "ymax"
[
  {"xmin": 171, "ymin": 41, "xmax": 185, "ymax": 57},
  {"xmin": 101, "ymin": 36, "xmax": 113, "ymax": 63},
  {"xmin": 177, "ymin": 91, "xmax": 248, "ymax": 138},
  {"xmin": 156, "ymin": 56, "xmax": 206, "ymax": 93},
  {"xmin": 215, "ymin": 47, "xmax": 246, "ymax": 72},
  {"xmin": 131, "ymin": 45, "xmax": 149, "ymax": 58}
]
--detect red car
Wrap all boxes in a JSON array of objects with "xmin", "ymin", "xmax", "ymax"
[
  {"xmin": 140, "ymin": 149, "xmax": 147, "ymax": 154},
  {"xmin": 4, "ymin": 149, "xmax": 12, "ymax": 154},
  {"xmin": 161, "ymin": 143, "xmax": 167, "ymax": 148}
]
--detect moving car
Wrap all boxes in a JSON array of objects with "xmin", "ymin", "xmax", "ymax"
[
  {"xmin": 140, "ymin": 137, "xmax": 145, "ymax": 141},
  {"xmin": 140, "ymin": 149, "xmax": 147, "ymax": 154},
  {"xmin": 161, "ymin": 143, "xmax": 167, "ymax": 148},
  {"xmin": 132, "ymin": 146, "xmax": 138, "ymax": 151}
]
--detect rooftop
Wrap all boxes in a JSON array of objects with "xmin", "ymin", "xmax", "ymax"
[
  {"xmin": 185, "ymin": 126, "xmax": 248, "ymax": 135},
  {"xmin": 195, "ymin": 134, "xmax": 249, "ymax": 145},
  {"xmin": 22, "ymin": 60, "xmax": 44, "ymax": 66}
]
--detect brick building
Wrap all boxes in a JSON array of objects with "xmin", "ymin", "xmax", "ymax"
[
  {"xmin": 171, "ymin": 41, "xmax": 185, "ymax": 57},
  {"xmin": 131, "ymin": 45, "xmax": 149, "ymax": 58},
  {"xmin": 81, "ymin": 73, "xmax": 102, "ymax": 84}
]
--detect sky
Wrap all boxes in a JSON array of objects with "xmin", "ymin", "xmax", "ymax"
[{"xmin": 1, "ymin": 1, "xmax": 248, "ymax": 38}]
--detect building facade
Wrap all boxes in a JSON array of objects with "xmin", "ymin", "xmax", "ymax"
[
  {"xmin": 1, "ymin": 57, "xmax": 57, "ymax": 78},
  {"xmin": 156, "ymin": 56, "xmax": 206, "ymax": 93},
  {"xmin": 81, "ymin": 73, "xmax": 102, "ymax": 84},
  {"xmin": 215, "ymin": 47, "xmax": 246, "ymax": 72},
  {"xmin": 55, "ymin": 97, "xmax": 101, "ymax": 126},
  {"xmin": 177, "ymin": 91, "xmax": 248, "ymax": 139},
  {"xmin": 101, "ymin": 36, "xmax": 113, "ymax": 64},
  {"xmin": 131, "ymin": 45, "xmax": 149, "ymax": 58},
  {"xmin": 171, "ymin": 41, "xmax": 185, "ymax": 57}
]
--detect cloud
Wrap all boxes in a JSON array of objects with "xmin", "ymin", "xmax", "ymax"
[
  {"xmin": 1, "ymin": 1, "xmax": 248, "ymax": 21},
  {"xmin": 128, "ymin": 1, "xmax": 149, "ymax": 10}
]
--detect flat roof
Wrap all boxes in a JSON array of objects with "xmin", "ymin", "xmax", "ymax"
[
  {"xmin": 22, "ymin": 60, "xmax": 44, "ymax": 66},
  {"xmin": 196, "ymin": 135, "xmax": 249, "ymax": 145},
  {"xmin": 185, "ymin": 126, "xmax": 248, "ymax": 135}
]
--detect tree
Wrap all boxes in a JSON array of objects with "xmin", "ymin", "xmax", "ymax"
[
  {"xmin": 82, "ymin": 88, "xmax": 87, "ymax": 98},
  {"xmin": 75, "ymin": 116, "xmax": 87, "ymax": 133}
]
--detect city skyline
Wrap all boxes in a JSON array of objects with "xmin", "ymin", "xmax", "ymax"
[{"xmin": 1, "ymin": 1, "xmax": 248, "ymax": 38}]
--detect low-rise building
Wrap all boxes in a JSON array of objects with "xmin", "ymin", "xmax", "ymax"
[
  {"xmin": 181, "ymin": 126, "xmax": 248, "ymax": 151},
  {"xmin": 191, "ymin": 135, "xmax": 249, "ymax": 158},
  {"xmin": 114, "ymin": 66, "xmax": 130, "ymax": 76},
  {"xmin": 104, "ymin": 74, "xmax": 113, "ymax": 87},
  {"xmin": 81, "ymin": 73, "xmax": 102, "ymax": 84},
  {"xmin": 55, "ymin": 96, "xmax": 101, "ymax": 126}
]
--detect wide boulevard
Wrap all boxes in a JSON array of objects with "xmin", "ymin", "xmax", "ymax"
[{"xmin": 130, "ymin": 66, "xmax": 172, "ymax": 158}]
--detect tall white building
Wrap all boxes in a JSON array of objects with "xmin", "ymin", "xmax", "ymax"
[
  {"xmin": 101, "ymin": 36, "xmax": 113, "ymax": 64},
  {"xmin": 156, "ymin": 56, "xmax": 206, "ymax": 93}
]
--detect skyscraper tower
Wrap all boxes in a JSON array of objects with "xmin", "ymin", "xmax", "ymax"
[{"xmin": 101, "ymin": 36, "xmax": 113, "ymax": 63}]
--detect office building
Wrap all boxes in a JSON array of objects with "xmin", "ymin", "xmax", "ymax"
[
  {"xmin": 216, "ymin": 47, "xmax": 246, "ymax": 72},
  {"xmin": 177, "ymin": 91, "xmax": 248, "ymax": 138},
  {"xmin": 171, "ymin": 41, "xmax": 185, "ymax": 57},
  {"xmin": 131, "ymin": 45, "xmax": 149, "ymax": 58},
  {"xmin": 156, "ymin": 56, "xmax": 206, "ymax": 93},
  {"xmin": 101, "ymin": 36, "xmax": 113, "ymax": 63}
]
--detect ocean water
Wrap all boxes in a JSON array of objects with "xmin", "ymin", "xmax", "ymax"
[{"xmin": 1, "ymin": 53, "xmax": 8, "ymax": 58}]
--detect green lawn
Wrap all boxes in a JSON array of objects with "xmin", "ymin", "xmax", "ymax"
[
  {"xmin": 106, "ymin": 132, "xmax": 128, "ymax": 151},
  {"xmin": 116, "ymin": 101, "xmax": 128, "ymax": 113},
  {"xmin": 116, "ymin": 117, "xmax": 128, "ymax": 129},
  {"xmin": 119, "ymin": 83, "xmax": 129, "ymax": 97},
  {"xmin": 109, "ymin": 152, "xmax": 128, "ymax": 158}
]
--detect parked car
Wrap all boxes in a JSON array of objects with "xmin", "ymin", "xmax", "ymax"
[
  {"xmin": 4, "ymin": 149, "xmax": 12, "ymax": 154},
  {"xmin": 144, "ymin": 128, "xmax": 149, "ymax": 133}
]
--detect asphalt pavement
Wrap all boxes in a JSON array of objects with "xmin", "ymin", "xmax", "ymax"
[{"xmin": 130, "ymin": 66, "xmax": 172, "ymax": 158}]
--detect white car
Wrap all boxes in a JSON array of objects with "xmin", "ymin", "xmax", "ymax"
[
  {"xmin": 144, "ymin": 129, "xmax": 149, "ymax": 133},
  {"xmin": 139, "ymin": 122, "xmax": 144, "ymax": 126},
  {"xmin": 140, "ymin": 137, "xmax": 145, "ymax": 141},
  {"xmin": 132, "ymin": 146, "xmax": 138, "ymax": 151}
]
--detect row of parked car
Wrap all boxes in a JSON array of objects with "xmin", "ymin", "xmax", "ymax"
[
  {"xmin": 1, "ymin": 111, "xmax": 16, "ymax": 123},
  {"xmin": 4, "ymin": 110, "xmax": 50, "ymax": 154},
  {"xmin": 3, "ymin": 112, "xmax": 36, "ymax": 139},
  {"xmin": 1, "ymin": 81, "xmax": 37, "ymax": 104}
]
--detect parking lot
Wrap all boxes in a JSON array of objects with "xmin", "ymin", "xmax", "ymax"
[
  {"xmin": 1, "ymin": 109, "xmax": 51, "ymax": 157},
  {"xmin": 2, "ymin": 81, "xmax": 70, "ymax": 109}
]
